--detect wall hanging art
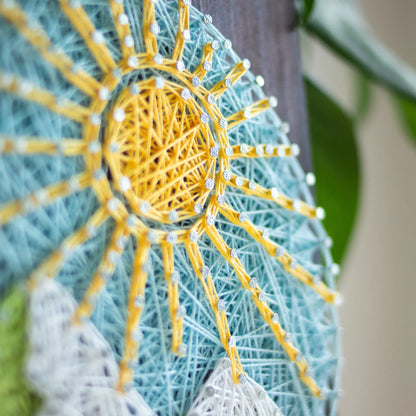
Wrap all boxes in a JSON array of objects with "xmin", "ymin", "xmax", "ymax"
[{"xmin": 0, "ymin": 0, "xmax": 342, "ymax": 415}]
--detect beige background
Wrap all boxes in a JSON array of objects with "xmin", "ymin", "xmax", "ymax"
[{"xmin": 303, "ymin": 1, "xmax": 416, "ymax": 414}]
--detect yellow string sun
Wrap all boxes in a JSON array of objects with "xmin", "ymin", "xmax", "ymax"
[{"xmin": 0, "ymin": 0, "xmax": 340, "ymax": 399}]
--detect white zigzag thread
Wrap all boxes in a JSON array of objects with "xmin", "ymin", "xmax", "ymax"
[
  {"xmin": 25, "ymin": 279, "xmax": 154, "ymax": 416},
  {"xmin": 186, "ymin": 358, "xmax": 284, "ymax": 416}
]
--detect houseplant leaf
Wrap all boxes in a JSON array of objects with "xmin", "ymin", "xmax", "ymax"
[
  {"xmin": 394, "ymin": 94, "xmax": 416, "ymax": 145},
  {"xmin": 305, "ymin": 76, "xmax": 361, "ymax": 266},
  {"xmin": 301, "ymin": 0, "xmax": 416, "ymax": 103},
  {"xmin": 294, "ymin": 0, "xmax": 315, "ymax": 24}
]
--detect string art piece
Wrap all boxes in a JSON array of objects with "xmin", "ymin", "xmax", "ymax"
[{"xmin": 0, "ymin": 0, "xmax": 342, "ymax": 415}]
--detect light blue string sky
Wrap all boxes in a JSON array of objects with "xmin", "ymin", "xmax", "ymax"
[{"xmin": 0, "ymin": 0, "xmax": 341, "ymax": 415}]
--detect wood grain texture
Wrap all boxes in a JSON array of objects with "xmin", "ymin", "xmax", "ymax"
[{"xmin": 192, "ymin": 0, "xmax": 312, "ymax": 172}]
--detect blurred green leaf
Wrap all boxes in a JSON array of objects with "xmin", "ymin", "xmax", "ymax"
[
  {"xmin": 303, "ymin": 0, "xmax": 416, "ymax": 103},
  {"xmin": 354, "ymin": 72, "xmax": 372, "ymax": 123},
  {"xmin": 305, "ymin": 76, "xmax": 361, "ymax": 266},
  {"xmin": 395, "ymin": 94, "xmax": 416, "ymax": 145},
  {"xmin": 295, "ymin": 0, "xmax": 315, "ymax": 25}
]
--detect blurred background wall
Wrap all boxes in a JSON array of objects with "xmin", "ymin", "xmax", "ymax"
[{"xmin": 303, "ymin": 1, "xmax": 416, "ymax": 414}]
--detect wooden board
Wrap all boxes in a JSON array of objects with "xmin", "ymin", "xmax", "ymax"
[{"xmin": 193, "ymin": 0, "xmax": 312, "ymax": 172}]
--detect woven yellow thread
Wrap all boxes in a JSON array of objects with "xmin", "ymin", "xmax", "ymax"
[
  {"xmin": 226, "ymin": 98, "xmax": 271, "ymax": 130},
  {"xmin": 172, "ymin": 0, "xmax": 190, "ymax": 62},
  {"xmin": 194, "ymin": 41, "xmax": 218, "ymax": 80},
  {"xmin": 225, "ymin": 172, "xmax": 321, "ymax": 219},
  {"xmin": 103, "ymin": 79, "xmax": 216, "ymax": 223},
  {"xmin": 0, "ymin": 2, "xmax": 101, "ymax": 97},
  {"xmin": 0, "ymin": 137, "xmax": 86, "ymax": 156},
  {"xmin": 0, "ymin": 72, "xmax": 90, "ymax": 123},
  {"xmin": 109, "ymin": 0, "xmax": 135, "ymax": 59},
  {"xmin": 161, "ymin": 243, "xmax": 184, "ymax": 354},
  {"xmin": 143, "ymin": 0, "xmax": 158, "ymax": 55},
  {"xmin": 210, "ymin": 60, "xmax": 251, "ymax": 99},
  {"xmin": 185, "ymin": 240, "xmax": 243, "ymax": 383},
  {"xmin": 74, "ymin": 222, "xmax": 128, "ymax": 323},
  {"xmin": 0, "ymin": 0, "xmax": 337, "ymax": 397},
  {"xmin": 118, "ymin": 237, "xmax": 150, "ymax": 391},
  {"xmin": 59, "ymin": 0, "xmax": 117, "ymax": 73}
]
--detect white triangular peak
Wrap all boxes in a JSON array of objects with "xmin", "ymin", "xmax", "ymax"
[
  {"xmin": 26, "ymin": 279, "xmax": 154, "ymax": 416},
  {"xmin": 187, "ymin": 358, "xmax": 284, "ymax": 416}
]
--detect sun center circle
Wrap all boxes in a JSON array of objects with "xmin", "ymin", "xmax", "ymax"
[{"xmin": 103, "ymin": 78, "xmax": 217, "ymax": 223}]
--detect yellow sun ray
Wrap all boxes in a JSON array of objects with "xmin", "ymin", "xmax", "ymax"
[
  {"xmin": 74, "ymin": 222, "xmax": 129, "ymax": 323},
  {"xmin": 144, "ymin": 88, "xmax": 156, "ymax": 177},
  {"xmin": 59, "ymin": 0, "xmax": 117, "ymax": 73},
  {"xmin": 28, "ymin": 206, "xmax": 109, "ymax": 286},
  {"xmin": 161, "ymin": 242, "xmax": 185, "ymax": 355},
  {"xmin": 193, "ymin": 41, "xmax": 219, "ymax": 81},
  {"xmin": 204, "ymin": 221, "xmax": 321, "ymax": 397},
  {"xmin": 118, "ymin": 236, "xmax": 150, "ymax": 392},
  {"xmin": 209, "ymin": 59, "xmax": 251, "ymax": 99},
  {"xmin": 224, "ymin": 172, "xmax": 324, "ymax": 219},
  {"xmin": 0, "ymin": 136, "xmax": 86, "ymax": 156},
  {"xmin": 0, "ymin": 171, "xmax": 92, "ymax": 226},
  {"xmin": 172, "ymin": 0, "xmax": 190, "ymax": 62},
  {"xmin": 228, "ymin": 143, "xmax": 298, "ymax": 160},
  {"xmin": 109, "ymin": 0, "xmax": 136, "ymax": 59},
  {"xmin": 218, "ymin": 204, "xmax": 338, "ymax": 303},
  {"xmin": 225, "ymin": 98, "xmax": 275, "ymax": 131},
  {"xmin": 185, "ymin": 238, "xmax": 243, "ymax": 383},
  {"xmin": 90, "ymin": 180, "xmax": 130, "ymax": 224},
  {"xmin": 142, "ymin": 0, "xmax": 158, "ymax": 55},
  {"xmin": 0, "ymin": 72, "xmax": 91, "ymax": 123},
  {"xmin": 0, "ymin": 2, "xmax": 102, "ymax": 97}
]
